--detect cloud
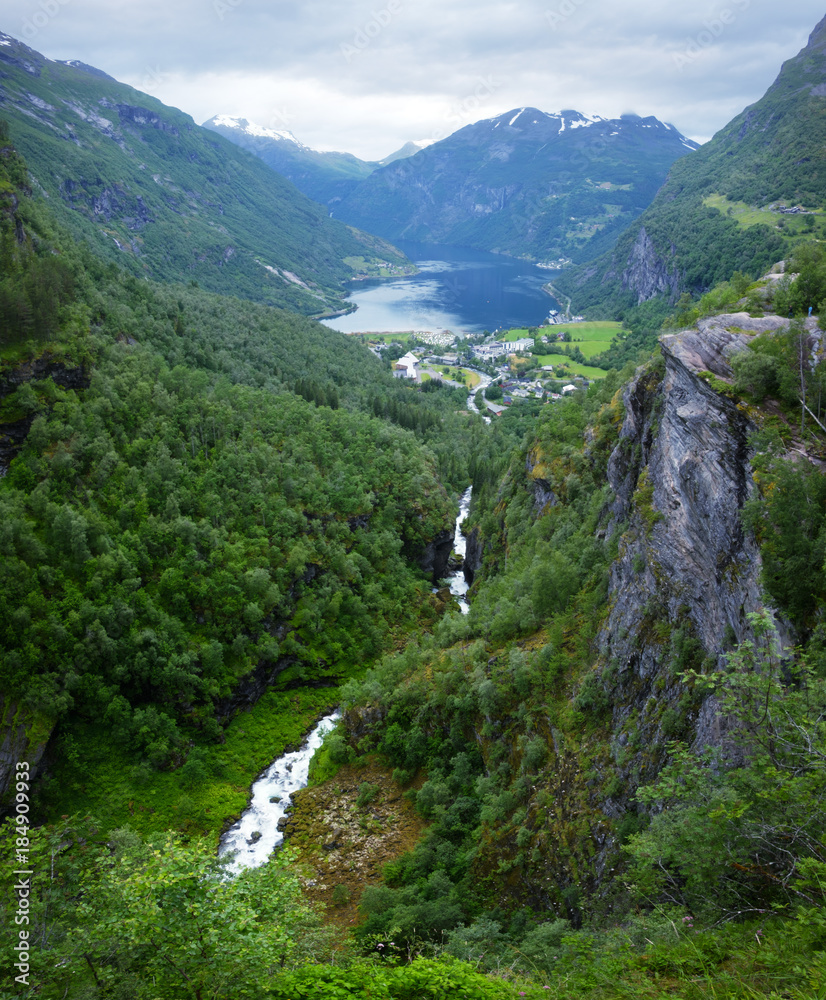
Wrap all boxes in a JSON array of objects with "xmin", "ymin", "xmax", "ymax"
[{"xmin": 2, "ymin": 0, "xmax": 823, "ymax": 158}]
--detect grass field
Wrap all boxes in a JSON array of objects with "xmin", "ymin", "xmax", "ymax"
[
  {"xmin": 703, "ymin": 193, "xmax": 823, "ymax": 233},
  {"xmin": 434, "ymin": 365, "xmax": 481, "ymax": 387},
  {"xmin": 502, "ymin": 322, "xmax": 621, "ymax": 360},
  {"xmin": 500, "ymin": 323, "xmax": 617, "ymax": 379},
  {"xmin": 535, "ymin": 356, "xmax": 608, "ymax": 379},
  {"xmin": 558, "ymin": 321, "xmax": 623, "ymax": 358}
]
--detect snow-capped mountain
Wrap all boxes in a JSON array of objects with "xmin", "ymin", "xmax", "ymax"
[
  {"xmin": 202, "ymin": 114, "xmax": 436, "ymax": 207},
  {"xmin": 333, "ymin": 107, "xmax": 699, "ymax": 263},
  {"xmin": 203, "ymin": 114, "xmax": 377, "ymax": 206},
  {"xmin": 206, "ymin": 115, "xmax": 312, "ymax": 150}
]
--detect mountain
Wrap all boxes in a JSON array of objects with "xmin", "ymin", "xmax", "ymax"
[
  {"xmin": 562, "ymin": 15, "xmax": 826, "ymax": 316},
  {"xmin": 1, "ymin": 99, "xmax": 824, "ymax": 994},
  {"xmin": 201, "ymin": 114, "xmax": 378, "ymax": 206},
  {"xmin": 378, "ymin": 138, "xmax": 436, "ymax": 166},
  {"xmin": 0, "ymin": 32, "xmax": 411, "ymax": 316},
  {"xmin": 202, "ymin": 116, "xmax": 433, "ymax": 206},
  {"xmin": 332, "ymin": 108, "xmax": 699, "ymax": 263}
]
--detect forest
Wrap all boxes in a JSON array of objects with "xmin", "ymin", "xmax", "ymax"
[{"xmin": 1, "ymin": 110, "xmax": 826, "ymax": 1000}]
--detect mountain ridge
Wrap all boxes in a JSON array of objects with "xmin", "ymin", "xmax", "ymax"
[
  {"xmin": 0, "ymin": 31, "xmax": 412, "ymax": 315},
  {"xmin": 330, "ymin": 106, "xmax": 699, "ymax": 265},
  {"xmin": 201, "ymin": 113, "xmax": 435, "ymax": 206}
]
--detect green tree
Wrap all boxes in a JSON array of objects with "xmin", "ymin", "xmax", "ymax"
[
  {"xmin": 72, "ymin": 835, "xmax": 317, "ymax": 998},
  {"xmin": 626, "ymin": 612, "xmax": 826, "ymax": 920}
]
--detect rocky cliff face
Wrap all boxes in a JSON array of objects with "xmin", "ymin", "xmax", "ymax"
[
  {"xmin": 0, "ymin": 699, "xmax": 53, "ymax": 808},
  {"xmin": 620, "ymin": 226, "xmax": 682, "ymax": 304},
  {"xmin": 414, "ymin": 527, "xmax": 454, "ymax": 582},
  {"xmin": 595, "ymin": 312, "xmax": 802, "ymax": 785},
  {"xmin": 483, "ymin": 311, "xmax": 803, "ymax": 910}
]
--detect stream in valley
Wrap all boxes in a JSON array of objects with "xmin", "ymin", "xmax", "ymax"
[
  {"xmin": 221, "ymin": 490, "xmax": 475, "ymax": 869},
  {"xmin": 445, "ymin": 486, "xmax": 473, "ymax": 615},
  {"xmin": 219, "ymin": 712, "xmax": 340, "ymax": 872}
]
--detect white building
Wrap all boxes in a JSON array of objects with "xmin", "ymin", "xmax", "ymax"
[
  {"xmin": 394, "ymin": 351, "xmax": 420, "ymax": 379},
  {"xmin": 472, "ymin": 342, "xmax": 505, "ymax": 360},
  {"xmin": 506, "ymin": 338, "xmax": 535, "ymax": 353}
]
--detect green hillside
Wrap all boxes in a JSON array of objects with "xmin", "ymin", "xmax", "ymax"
[
  {"xmin": 334, "ymin": 109, "xmax": 698, "ymax": 264},
  {"xmin": 0, "ymin": 32, "xmax": 410, "ymax": 316},
  {"xmin": 560, "ymin": 14, "xmax": 826, "ymax": 318},
  {"xmin": 2, "ymin": 25, "xmax": 826, "ymax": 1000}
]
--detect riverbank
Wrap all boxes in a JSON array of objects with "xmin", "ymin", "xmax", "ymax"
[
  {"xmin": 35, "ymin": 688, "xmax": 339, "ymax": 840},
  {"xmin": 282, "ymin": 757, "xmax": 427, "ymax": 932}
]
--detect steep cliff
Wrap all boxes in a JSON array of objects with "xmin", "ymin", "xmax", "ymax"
[
  {"xmin": 619, "ymin": 226, "xmax": 682, "ymax": 304},
  {"xmin": 347, "ymin": 309, "xmax": 810, "ymax": 922},
  {"xmin": 591, "ymin": 313, "xmax": 803, "ymax": 788}
]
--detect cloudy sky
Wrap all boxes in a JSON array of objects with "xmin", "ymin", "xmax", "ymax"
[{"xmin": 3, "ymin": 0, "xmax": 824, "ymax": 159}]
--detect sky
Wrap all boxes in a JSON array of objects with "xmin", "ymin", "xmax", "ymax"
[{"xmin": 2, "ymin": 0, "xmax": 824, "ymax": 160}]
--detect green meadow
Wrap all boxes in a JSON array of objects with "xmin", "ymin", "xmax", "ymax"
[
  {"xmin": 501, "ymin": 324, "xmax": 619, "ymax": 378},
  {"xmin": 37, "ymin": 688, "xmax": 339, "ymax": 841}
]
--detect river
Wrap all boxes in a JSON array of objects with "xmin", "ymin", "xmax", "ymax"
[
  {"xmin": 220, "ymin": 485, "xmax": 474, "ymax": 869},
  {"xmin": 218, "ymin": 712, "xmax": 340, "ymax": 872},
  {"xmin": 445, "ymin": 486, "xmax": 473, "ymax": 614},
  {"xmin": 321, "ymin": 241, "xmax": 557, "ymax": 335}
]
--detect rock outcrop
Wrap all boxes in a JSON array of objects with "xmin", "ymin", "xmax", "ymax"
[
  {"xmin": 415, "ymin": 527, "xmax": 453, "ymax": 582},
  {"xmin": 0, "ymin": 699, "xmax": 54, "ymax": 811},
  {"xmin": 620, "ymin": 226, "xmax": 681, "ymax": 304},
  {"xmin": 0, "ymin": 357, "xmax": 90, "ymax": 474},
  {"xmin": 596, "ymin": 312, "xmax": 800, "ymax": 782}
]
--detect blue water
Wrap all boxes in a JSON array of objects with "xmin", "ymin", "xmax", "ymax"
[{"xmin": 321, "ymin": 241, "xmax": 558, "ymax": 336}]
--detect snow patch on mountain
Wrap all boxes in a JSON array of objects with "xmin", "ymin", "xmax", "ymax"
[{"xmin": 208, "ymin": 115, "xmax": 311, "ymax": 150}]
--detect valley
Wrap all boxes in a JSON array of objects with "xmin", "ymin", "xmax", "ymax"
[{"xmin": 1, "ymin": 14, "xmax": 826, "ymax": 1000}]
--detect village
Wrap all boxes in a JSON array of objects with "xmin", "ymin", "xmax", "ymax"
[{"xmin": 365, "ymin": 325, "xmax": 598, "ymax": 416}]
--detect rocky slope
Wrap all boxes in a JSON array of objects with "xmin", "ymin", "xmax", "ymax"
[
  {"xmin": 282, "ymin": 760, "xmax": 426, "ymax": 929},
  {"xmin": 471, "ymin": 310, "xmax": 807, "ymax": 911},
  {"xmin": 590, "ymin": 313, "xmax": 807, "ymax": 777}
]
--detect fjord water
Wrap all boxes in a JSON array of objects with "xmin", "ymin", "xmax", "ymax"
[{"xmin": 322, "ymin": 242, "xmax": 559, "ymax": 334}]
